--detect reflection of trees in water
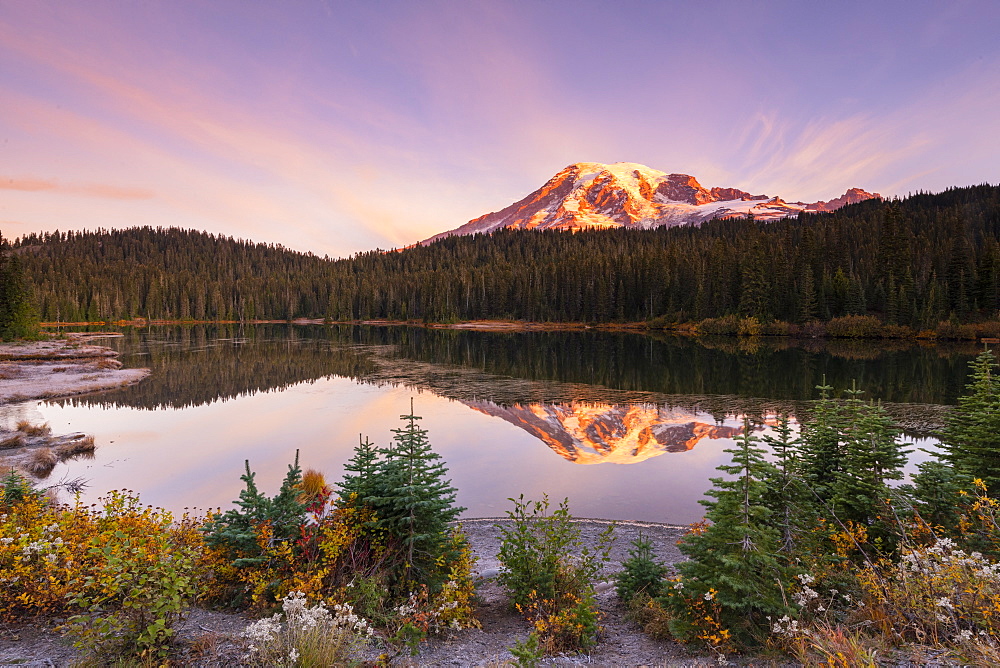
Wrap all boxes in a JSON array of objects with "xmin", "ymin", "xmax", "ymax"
[
  {"xmin": 50, "ymin": 325, "xmax": 966, "ymax": 433},
  {"xmin": 343, "ymin": 327, "xmax": 978, "ymax": 406},
  {"xmin": 53, "ymin": 325, "xmax": 377, "ymax": 410}
]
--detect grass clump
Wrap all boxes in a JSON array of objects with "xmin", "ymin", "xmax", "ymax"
[
  {"xmin": 15, "ymin": 420, "xmax": 50, "ymax": 436},
  {"xmin": 0, "ymin": 432, "xmax": 25, "ymax": 449},
  {"xmin": 54, "ymin": 435, "xmax": 96, "ymax": 459},
  {"xmin": 27, "ymin": 446, "xmax": 58, "ymax": 477}
]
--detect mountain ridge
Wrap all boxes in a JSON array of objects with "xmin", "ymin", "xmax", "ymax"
[{"xmin": 425, "ymin": 162, "xmax": 880, "ymax": 243}]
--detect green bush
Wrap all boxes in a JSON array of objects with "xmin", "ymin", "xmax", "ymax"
[{"xmin": 497, "ymin": 495, "xmax": 614, "ymax": 654}]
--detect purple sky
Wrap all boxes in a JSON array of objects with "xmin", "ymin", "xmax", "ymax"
[{"xmin": 1, "ymin": 0, "xmax": 999, "ymax": 257}]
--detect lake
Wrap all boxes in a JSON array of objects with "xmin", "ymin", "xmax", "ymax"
[{"xmin": 0, "ymin": 325, "xmax": 980, "ymax": 524}]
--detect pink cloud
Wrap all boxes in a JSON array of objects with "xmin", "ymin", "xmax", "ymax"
[{"xmin": 1, "ymin": 177, "xmax": 154, "ymax": 200}]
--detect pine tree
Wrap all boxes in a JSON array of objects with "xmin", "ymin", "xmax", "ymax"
[
  {"xmin": 670, "ymin": 419, "xmax": 793, "ymax": 643},
  {"xmin": 761, "ymin": 414, "xmax": 807, "ymax": 554},
  {"xmin": 829, "ymin": 384, "xmax": 907, "ymax": 551},
  {"xmin": 616, "ymin": 533, "xmax": 667, "ymax": 602},
  {"xmin": 910, "ymin": 459, "xmax": 968, "ymax": 536},
  {"xmin": 336, "ymin": 434, "xmax": 380, "ymax": 505},
  {"xmin": 798, "ymin": 380, "xmax": 843, "ymax": 500},
  {"xmin": 203, "ymin": 452, "xmax": 306, "ymax": 567},
  {"xmin": 0, "ymin": 233, "xmax": 37, "ymax": 340},
  {"xmin": 939, "ymin": 349, "xmax": 1000, "ymax": 493},
  {"xmin": 368, "ymin": 402, "xmax": 465, "ymax": 584}
]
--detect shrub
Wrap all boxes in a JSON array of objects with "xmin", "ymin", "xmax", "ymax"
[
  {"xmin": 64, "ymin": 492, "xmax": 205, "ymax": 661},
  {"xmin": 825, "ymin": 315, "xmax": 885, "ymax": 338},
  {"xmin": 497, "ymin": 495, "xmax": 614, "ymax": 654},
  {"xmin": 697, "ymin": 315, "xmax": 740, "ymax": 336},
  {"xmin": 935, "ymin": 321, "xmax": 980, "ymax": 340},
  {"xmin": 761, "ymin": 320, "xmax": 794, "ymax": 336},
  {"xmin": 854, "ymin": 538, "xmax": 1000, "ymax": 645},
  {"xmin": 1, "ymin": 486, "xmax": 205, "ymax": 661},
  {"xmin": 737, "ymin": 316, "xmax": 762, "ymax": 337}
]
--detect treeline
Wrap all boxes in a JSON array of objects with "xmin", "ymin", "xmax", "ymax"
[
  {"xmin": 14, "ymin": 227, "xmax": 335, "ymax": 322},
  {"xmin": 13, "ymin": 184, "xmax": 1000, "ymax": 327}
]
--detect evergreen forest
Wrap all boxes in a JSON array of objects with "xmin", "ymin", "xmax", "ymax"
[{"xmin": 11, "ymin": 184, "xmax": 1000, "ymax": 329}]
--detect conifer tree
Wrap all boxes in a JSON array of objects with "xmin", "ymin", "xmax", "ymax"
[
  {"xmin": 829, "ymin": 384, "xmax": 907, "ymax": 550},
  {"xmin": 670, "ymin": 419, "xmax": 794, "ymax": 643},
  {"xmin": 368, "ymin": 402, "xmax": 465, "ymax": 584},
  {"xmin": 939, "ymin": 348, "xmax": 1000, "ymax": 493},
  {"xmin": 798, "ymin": 380, "xmax": 843, "ymax": 501},
  {"xmin": 336, "ymin": 435, "xmax": 380, "ymax": 505},
  {"xmin": 203, "ymin": 452, "xmax": 306, "ymax": 567},
  {"xmin": 761, "ymin": 414, "xmax": 807, "ymax": 554},
  {"xmin": 0, "ymin": 233, "xmax": 37, "ymax": 340},
  {"xmin": 909, "ymin": 459, "xmax": 968, "ymax": 536}
]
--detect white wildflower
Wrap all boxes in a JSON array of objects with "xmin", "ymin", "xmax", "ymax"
[{"xmin": 703, "ymin": 590, "xmax": 714, "ymax": 601}]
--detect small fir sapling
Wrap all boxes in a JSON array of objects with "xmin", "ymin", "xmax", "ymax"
[
  {"xmin": 203, "ymin": 451, "xmax": 306, "ymax": 567},
  {"xmin": 616, "ymin": 532, "xmax": 667, "ymax": 602}
]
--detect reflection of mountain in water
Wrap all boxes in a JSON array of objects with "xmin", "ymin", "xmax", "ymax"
[{"xmin": 466, "ymin": 400, "xmax": 744, "ymax": 464}]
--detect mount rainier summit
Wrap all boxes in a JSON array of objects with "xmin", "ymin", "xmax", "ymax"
[{"xmin": 425, "ymin": 162, "xmax": 879, "ymax": 243}]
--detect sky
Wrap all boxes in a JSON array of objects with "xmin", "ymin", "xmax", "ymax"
[{"xmin": 1, "ymin": 0, "xmax": 999, "ymax": 258}]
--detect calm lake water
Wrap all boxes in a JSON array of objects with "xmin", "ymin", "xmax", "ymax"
[{"xmin": 0, "ymin": 325, "xmax": 980, "ymax": 524}]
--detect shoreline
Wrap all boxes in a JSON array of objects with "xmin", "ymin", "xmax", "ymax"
[
  {"xmin": 39, "ymin": 317, "xmax": 1000, "ymax": 342},
  {"xmin": 0, "ymin": 333, "xmax": 151, "ymax": 406}
]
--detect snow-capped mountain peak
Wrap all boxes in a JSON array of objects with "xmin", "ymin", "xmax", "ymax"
[{"xmin": 423, "ymin": 162, "xmax": 880, "ymax": 243}]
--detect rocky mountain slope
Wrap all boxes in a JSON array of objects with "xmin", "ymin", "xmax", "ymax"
[{"xmin": 425, "ymin": 161, "xmax": 879, "ymax": 242}]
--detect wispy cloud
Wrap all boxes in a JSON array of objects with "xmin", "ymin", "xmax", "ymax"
[{"xmin": 1, "ymin": 177, "xmax": 154, "ymax": 200}]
